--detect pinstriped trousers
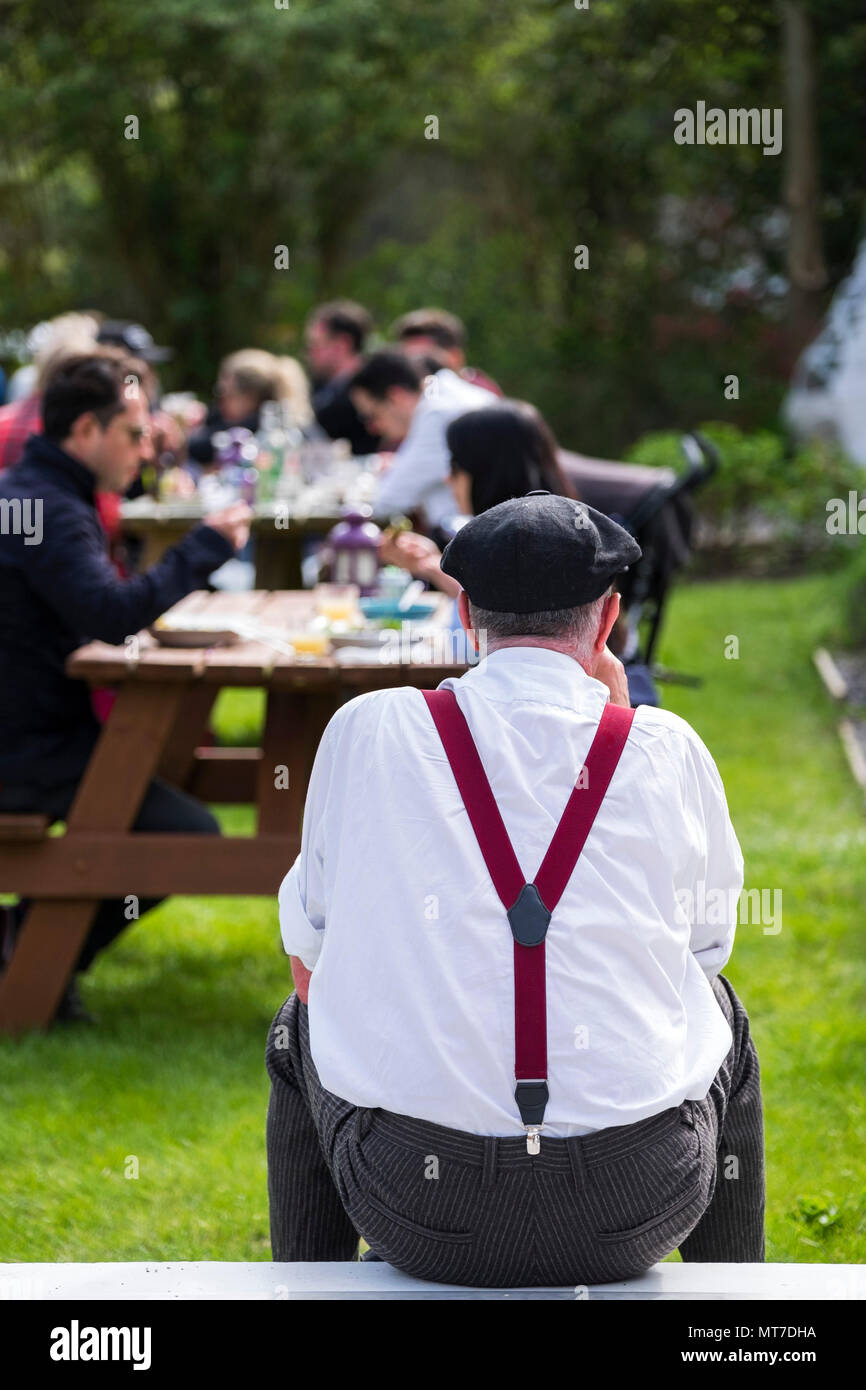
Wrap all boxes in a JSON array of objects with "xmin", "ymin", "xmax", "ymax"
[{"xmin": 265, "ymin": 972, "xmax": 765, "ymax": 1287}]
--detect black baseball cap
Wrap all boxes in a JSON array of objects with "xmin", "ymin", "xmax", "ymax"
[{"xmin": 97, "ymin": 321, "xmax": 172, "ymax": 363}]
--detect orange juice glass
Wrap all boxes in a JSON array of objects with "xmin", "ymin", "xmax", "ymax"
[
  {"xmin": 288, "ymin": 631, "xmax": 331, "ymax": 656},
  {"xmin": 314, "ymin": 582, "xmax": 360, "ymax": 624}
]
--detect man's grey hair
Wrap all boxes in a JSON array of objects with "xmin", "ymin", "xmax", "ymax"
[{"xmin": 468, "ymin": 586, "xmax": 613, "ymax": 663}]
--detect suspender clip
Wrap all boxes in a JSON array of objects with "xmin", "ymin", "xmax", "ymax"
[
  {"xmin": 525, "ymin": 1125, "xmax": 543, "ymax": 1156},
  {"xmin": 515, "ymin": 1080, "xmax": 548, "ymax": 1156}
]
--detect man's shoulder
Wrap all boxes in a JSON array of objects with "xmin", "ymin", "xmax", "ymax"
[
  {"xmin": 431, "ymin": 370, "xmax": 495, "ymax": 413},
  {"xmin": 323, "ymin": 685, "xmax": 425, "ymax": 740},
  {"xmin": 0, "ymin": 458, "xmax": 30, "ymax": 497},
  {"xmin": 461, "ymin": 366, "xmax": 503, "ymax": 396},
  {"xmin": 0, "ymin": 459, "xmax": 88, "ymax": 515},
  {"xmin": 331, "ymin": 683, "xmax": 424, "ymax": 719},
  {"xmin": 629, "ymin": 702, "xmax": 714, "ymax": 762},
  {"xmin": 2, "ymin": 448, "xmax": 61, "ymax": 490},
  {"xmin": 312, "ymin": 377, "xmax": 343, "ymax": 410},
  {"xmin": 1, "ymin": 461, "xmax": 98, "ymax": 566}
]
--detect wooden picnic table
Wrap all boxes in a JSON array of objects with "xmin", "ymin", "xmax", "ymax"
[
  {"xmin": 121, "ymin": 451, "xmax": 673, "ymax": 589},
  {"xmin": 120, "ymin": 500, "xmax": 351, "ymax": 589},
  {"xmin": 0, "ymin": 589, "xmax": 466, "ymax": 1034}
]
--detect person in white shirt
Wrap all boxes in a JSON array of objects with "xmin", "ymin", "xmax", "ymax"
[
  {"xmin": 266, "ymin": 493, "xmax": 765, "ymax": 1288},
  {"xmin": 348, "ymin": 349, "xmax": 496, "ymax": 533}
]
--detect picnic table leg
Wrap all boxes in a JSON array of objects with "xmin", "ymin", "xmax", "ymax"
[
  {"xmin": 254, "ymin": 531, "xmax": 305, "ymax": 591},
  {"xmin": 257, "ymin": 690, "xmax": 340, "ymax": 836},
  {"xmin": 259, "ymin": 689, "xmax": 339, "ymax": 1003},
  {"xmin": 139, "ymin": 531, "xmax": 178, "ymax": 570},
  {"xmin": 0, "ymin": 682, "xmax": 186, "ymax": 1034},
  {"xmin": 157, "ymin": 684, "xmax": 218, "ymax": 788}
]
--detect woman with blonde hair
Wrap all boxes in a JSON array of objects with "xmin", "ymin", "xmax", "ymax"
[
  {"xmin": 188, "ymin": 347, "xmax": 313, "ymax": 464},
  {"xmin": 218, "ymin": 349, "xmax": 312, "ymax": 428}
]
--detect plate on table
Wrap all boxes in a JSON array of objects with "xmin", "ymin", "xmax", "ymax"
[
  {"xmin": 122, "ymin": 499, "xmax": 205, "ymax": 519},
  {"xmin": 149, "ymin": 617, "xmax": 240, "ymax": 648},
  {"xmin": 329, "ymin": 630, "xmax": 386, "ymax": 650},
  {"xmin": 359, "ymin": 597, "xmax": 438, "ymax": 622}
]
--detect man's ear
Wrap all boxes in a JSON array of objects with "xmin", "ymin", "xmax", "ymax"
[
  {"xmin": 456, "ymin": 589, "xmax": 479, "ymax": 651},
  {"xmin": 62, "ymin": 411, "xmax": 100, "ymax": 457},
  {"xmin": 594, "ymin": 591, "xmax": 621, "ymax": 654}
]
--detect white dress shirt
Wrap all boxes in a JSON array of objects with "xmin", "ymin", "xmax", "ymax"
[
  {"xmin": 372, "ymin": 368, "xmax": 496, "ymax": 528},
  {"xmin": 278, "ymin": 645, "xmax": 743, "ymax": 1138}
]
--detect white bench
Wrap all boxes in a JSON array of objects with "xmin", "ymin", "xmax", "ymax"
[{"xmin": 1, "ymin": 1261, "xmax": 862, "ymax": 1301}]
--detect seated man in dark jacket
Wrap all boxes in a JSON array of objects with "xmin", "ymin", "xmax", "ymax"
[{"xmin": 0, "ymin": 352, "xmax": 251, "ymax": 1023}]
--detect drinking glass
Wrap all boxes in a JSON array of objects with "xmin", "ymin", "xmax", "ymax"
[{"xmin": 314, "ymin": 583, "xmax": 361, "ymax": 624}]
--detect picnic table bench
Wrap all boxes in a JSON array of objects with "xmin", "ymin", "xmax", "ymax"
[{"xmin": 0, "ymin": 589, "xmax": 465, "ymax": 1034}]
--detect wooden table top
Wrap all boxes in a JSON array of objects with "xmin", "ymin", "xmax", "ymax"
[
  {"xmin": 120, "ymin": 499, "xmax": 355, "ymax": 533},
  {"xmin": 120, "ymin": 451, "xmax": 666, "ymax": 535},
  {"xmin": 66, "ymin": 590, "xmax": 470, "ymax": 690}
]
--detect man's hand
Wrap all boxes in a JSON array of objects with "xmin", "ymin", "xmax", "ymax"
[
  {"xmin": 149, "ymin": 408, "xmax": 185, "ymax": 460},
  {"xmin": 378, "ymin": 529, "xmax": 442, "ymax": 575},
  {"xmin": 289, "ymin": 954, "xmax": 313, "ymax": 1006},
  {"xmin": 203, "ymin": 502, "xmax": 252, "ymax": 552},
  {"xmin": 590, "ymin": 645, "xmax": 631, "ymax": 708}
]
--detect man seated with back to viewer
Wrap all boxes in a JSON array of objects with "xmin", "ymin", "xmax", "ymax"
[
  {"xmin": 0, "ymin": 353, "xmax": 251, "ymax": 1024},
  {"xmin": 348, "ymin": 349, "xmax": 496, "ymax": 539},
  {"xmin": 266, "ymin": 492, "xmax": 765, "ymax": 1288}
]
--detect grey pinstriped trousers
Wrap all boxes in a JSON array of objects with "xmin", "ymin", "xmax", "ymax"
[{"xmin": 265, "ymin": 973, "xmax": 765, "ymax": 1287}]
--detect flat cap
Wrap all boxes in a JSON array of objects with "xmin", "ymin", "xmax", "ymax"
[{"xmin": 440, "ymin": 491, "xmax": 642, "ymax": 613}]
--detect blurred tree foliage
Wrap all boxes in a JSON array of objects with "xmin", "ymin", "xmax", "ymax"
[{"xmin": 1, "ymin": 0, "xmax": 865, "ymax": 453}]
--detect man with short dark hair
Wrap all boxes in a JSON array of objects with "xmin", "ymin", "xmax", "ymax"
[
  {"xmin": 349, "ymin": 349, "xmax": 496, "ymax": 532},
  {"xmin": 0, "ymin": 353, "xmax": 251, "ymax": 1023},
  {"xmin": 305, "ymin": 300, "xmax": 381, "ymax": 454},
  {"xmin": 392, "ymin": 307, "xmax": 503, "ymax": 396},
  {"xmin": 266, "ymin": 493, "xmax": 764, "ymax": 1287}
]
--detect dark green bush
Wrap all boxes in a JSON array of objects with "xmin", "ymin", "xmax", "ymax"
[{"xmin": 626, "ymin": 423, "xmax": 864, "ymax": 538}]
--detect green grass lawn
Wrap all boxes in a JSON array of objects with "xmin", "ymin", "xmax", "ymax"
[{"xmin": 1, "ymin": 572, "xmax": 864, "ymax": 1265}]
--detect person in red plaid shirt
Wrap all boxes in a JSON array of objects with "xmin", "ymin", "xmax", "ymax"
[
  {"xmin": 0, "ymin": 331, "xmax": 165, "ymax": 555},
  {"xmin": 0, "ymin": 313, "xmax": 101, "ymax": 471},
  {"xmin": 0, "ymin": 391, "xmax": 42, "ymax": 472}
]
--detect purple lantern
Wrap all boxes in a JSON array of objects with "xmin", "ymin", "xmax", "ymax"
[
  {"xmin": 326, "ymin": 506, "xmax": 381, "ymax": 595},
  {"xmin": 213, "ymin": 426, "xmax": 257, "ymax": 467}
]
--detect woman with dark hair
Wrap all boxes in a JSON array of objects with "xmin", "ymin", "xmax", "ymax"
[
  {"xmin": 378, "ymin": 400, "xmax": 577, "ymax": 595},
  {"xmin": 446, "ymin": 401, "xmax": 576, "ymax": 516}
]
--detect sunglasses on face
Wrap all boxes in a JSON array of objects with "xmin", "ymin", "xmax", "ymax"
[
  {"xmin": 121, "ymin": 423, "xmax": 151, "ymax": 443},
  {"xmin": 91, "ymin": 405, "xmax": 150, "ymax": 442}
]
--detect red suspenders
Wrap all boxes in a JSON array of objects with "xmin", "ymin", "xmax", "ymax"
[{"xmin": 422, "ymin": 688, "xmax": 635, "ymax": 1153}]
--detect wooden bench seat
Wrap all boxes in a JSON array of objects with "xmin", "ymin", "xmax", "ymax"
[{"xmin": 0, "ymin": 814, "xmax": 50, "ymax": 842}]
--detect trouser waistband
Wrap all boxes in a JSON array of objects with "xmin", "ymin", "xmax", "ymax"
[{"xmin": 362, "ymin": 1100, "xmax": 694, "ymax": 1173}]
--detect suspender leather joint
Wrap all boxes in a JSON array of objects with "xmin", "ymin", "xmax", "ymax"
[{"xmin": 506, "ymin": 883, "xmax": 551, "ymax": 947}]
